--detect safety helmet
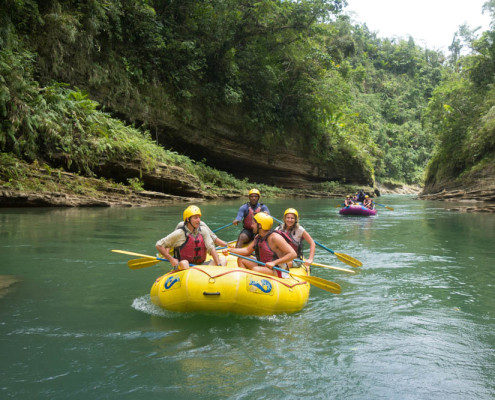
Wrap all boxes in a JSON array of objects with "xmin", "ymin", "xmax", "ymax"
[
  {"xmin": 253, "ymin": 212, "xmax": 273, "ymax": 230},
  {"xmin": 284, "ymin": 208, "xmax": 299, "ymax": 220},
  {"xmin": 364, "ymin": 195, "xmax": 369, "ymax": 198},
  {"xmin": 248, "ymin": 188, "xmax": 261, "ymax": 197},
  {"xmin": 183, "ymin": 205, "xmax": 202, "ymax": 221},
  {"xmin": 346, "ymin": 195, "xmax": 351, "ymax": 198}
]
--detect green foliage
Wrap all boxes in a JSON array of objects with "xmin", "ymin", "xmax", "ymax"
[{"xmin": 1, "ymin": 0, "xmax": 465, "ymax": 190}]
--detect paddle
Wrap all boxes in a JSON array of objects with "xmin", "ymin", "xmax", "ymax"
[
  {"xmin": 376, "ymin": 203, "xmax": 394, "ymax": 211},
  {"xmin": 296, "ymin": 258, "xmax": 355, "ymax": 274},
  {"xmin": 313, "ymin": 240, "xmax": 362, "ymax": 268},
  {"xmin": 229, "ymin": 252, "xmax": 341, "ymax": 294},
  {"xmin": 272, "ymin": 217, "xmax": 362, "ymax": 268},
  {"xmin": 112, "ymin": 250, "xmax": 195, "ymax": 270},
  {"xmin": 212, "ymin": 222, "xmax": 234, "ymax": 233},
  {"xmin": 128, "ymin": 258, "xmax": 162, "ymax": 269}
]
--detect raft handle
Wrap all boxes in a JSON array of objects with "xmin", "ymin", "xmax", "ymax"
[{"xmin": 203, "ymin": 291, "xmax": 221, "ymax": 296}]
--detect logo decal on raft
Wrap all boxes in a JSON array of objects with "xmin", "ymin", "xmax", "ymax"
[
  {"xmin": 164, "ymin": 276, "xmax": 180, "ymax": 290},
  {"xmin": 248, "ymin": 278, "xmax": 272, "ymax": 294}
]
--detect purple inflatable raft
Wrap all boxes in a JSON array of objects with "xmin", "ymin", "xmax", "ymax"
[{"xmin": 339, "ymin": 204, "xmax": 377, "ymax": 216}]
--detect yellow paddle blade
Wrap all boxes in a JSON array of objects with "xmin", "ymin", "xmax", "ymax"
[
  {"xmin": 290, "ymin": 273, "xmax": 341, "ymax": 294},
  {"xmin": 386, "ymin": 206, "xmax": 394, "ymax": 211},
  {"xmin": 335, "ymin": 252, "xmax": 363, "ymax": 268},
  {"xmin": 112, "ymin": 250, "xmax": 156, "ymax": 259},
  {"xmin": 127, "ymin": 258, "xmax": 161, "ymax": 270},
  {"xmin": 308, "ymin": 260, "xmax": 355, "ymax": 274}
]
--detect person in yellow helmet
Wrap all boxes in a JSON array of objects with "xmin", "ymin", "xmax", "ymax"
[
  {"xmin": 156, "ymin": 205, "xmax": 225, "ymax": 270},
  {"xmin": 224, "ymin": 212, "xmax": 296, "ymax": 278},
  {"xmin": 275, "ymin": 208, "xmax": 315, "ymax": 268},
  {"xmin": 363, "ymin": 195, "xmax": 374, "ymax": 210},
  {"xmin": 344, "ymin": 195, "xmax": 354, "ymax": 207},
  {"xmin": 232, "ymin": 188, "xmax": 270, "ymax": 248}
]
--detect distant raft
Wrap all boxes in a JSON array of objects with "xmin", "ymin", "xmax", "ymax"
[
  {"xmin": 150, "ymin": 255, "xmax": 310, "ymax": 315},
  {"xmin": 339, "ymin": 204, "xmax": 377, "ymax": 216}
]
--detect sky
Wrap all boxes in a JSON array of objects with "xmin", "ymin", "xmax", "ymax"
[{"xmin": 344, "ymin": 0, "xmax": 492, "ymax": 52}]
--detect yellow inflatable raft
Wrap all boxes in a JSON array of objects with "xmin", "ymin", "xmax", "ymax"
[{"xmin": 150, "ymin": 255, "xmax": 310, "ymax": 315}]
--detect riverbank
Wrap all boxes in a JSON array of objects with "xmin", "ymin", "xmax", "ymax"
[{"xmin": 0, "ymin": 158, "xmax": 361, "ymax": 207}]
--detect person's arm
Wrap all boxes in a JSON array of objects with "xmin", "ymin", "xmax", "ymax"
[
  {"xmin": 265, "ymin": 235, "xmax": 296, "ymax": 269},
  {"xmin": 301, "ymin": 230, "xmax": 315, "ymax": 266},
  {"xmin": 223, "ymin": 241, "xmax": 255, "ymax": 257},
  {"xmin": 233, "ymin": 204, "xmax": 247, "ymax": 225},
  {"xmin": 261, "ymin": 204, "xmax": 270, "ymax": 214},
  {"xmin": 155, "ymin": 230, "xmax": 183, "ymax": 267},
  {"xmin": 201, "ymin": 221, "xmax": 222, "ymax": 244},
  {"xmin": 201, "ymin": 228, "xmax": 223, "ymax": 265}
]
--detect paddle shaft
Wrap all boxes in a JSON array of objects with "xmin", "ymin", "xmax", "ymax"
[
  {"xmin": 212, "ymin": 222, "xmax": 234, "ymax": 233},
  {"xmin": 271, "ymin": 217, "xmax": 362, "ymax": 267},
  {"xmin": 296, "ymin": 258, "xmax": 355, "ymax": 274},
  {"xmin": 229, "ymin": 252, "xmax": 341, "ymax": 294},
  {"xmin": 112, "ymin": 250, "xmax": 196, "ymax": 268},
  {"xmin": 376, "ymin": 203, "xmax": 394, "ymax": 210}
]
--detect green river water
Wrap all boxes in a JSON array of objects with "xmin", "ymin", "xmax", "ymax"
[{"xmin": 1, "ymin": 196, "xmax": 494, "ymax": 399}]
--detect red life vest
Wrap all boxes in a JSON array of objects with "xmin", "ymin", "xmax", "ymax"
[
  {"xmin": 278, "ymin": 228, "xmax": 303, "ymax": 258},
  {"xmin": 254, "ymin": 230, "xmax": 293, "ymax": 264},
  {"xmin": 243, "ymin": 203, "xmax": 262, "ymax": 229},
  {"xmin": 174, "ymin": 226, "xmax": 207, "ymax": 264}
]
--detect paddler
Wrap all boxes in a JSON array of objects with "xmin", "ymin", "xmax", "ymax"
[
  {"xmin": 232, "ymin": 188, "xmax": 270, "ymax": 248},
  {"xmin": 225, "ymin": 212, "xmax": 296, "ymax": 278},
  {"xmin": 275, "ymin": 208, "xmax": 315, "ymax": 268},
  {"xmin": 156, "ymin": 205, "xmax": 225, "ymax": 270}
]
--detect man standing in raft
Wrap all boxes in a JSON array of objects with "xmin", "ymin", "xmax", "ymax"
[
  {"xmin": 156, "ymin": 205, "xmax": 224, "ymax": 270},
  {"xmin": 233, "ymin": 188, "xmax": 270, "ymax": 248},
  {"xmin": 225, "ymin": 212, "xmax": 296, "ymax": 278}
]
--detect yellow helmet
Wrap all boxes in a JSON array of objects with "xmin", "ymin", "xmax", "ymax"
[
  {"xmin": 248, "ymin": 188, "xmax": 261, "ymax": 197},
  {"xmin": 346, "ymin": 195, "xmax": 351, "ymax": 198},
  {"xmin": 284, "ymin": 208, "xmax": 299, "ymax": 220},
  {"xmin": 183, "ymin": 205, "xmax": 201, "ymax": 221},
  {"xmin": 253, "ymin": 212, "xmax": 273, "ymax": 230},
  {"xmin": 365, "ymin": 195, "xmax": 369, "ymax": 198}
]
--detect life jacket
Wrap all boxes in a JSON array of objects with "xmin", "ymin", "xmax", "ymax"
[
  {"xmin": 243, "ymin": 203, "xmax": 262, "ymax": 229},
  {"xmin": 276, "ymin": 226, "xmax": 304, "ymax": 258},
  {"xmin": 254, "ymin": 230, "xmax": 293, "ymax": 264},
  {"xmin": 173, "ymin": 226, "xmax": 207, "ymax": 264}
]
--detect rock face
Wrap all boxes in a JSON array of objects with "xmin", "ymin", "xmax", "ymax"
[
  {"xmin": 419, "ymin": 164, "xmax": 495, "ymax": 212},
  {"xmin": 0, "ymin": 161, "xmax": 222, "ymax": 208},
  {"xmin": 95, "ymin": 160, "xmax": 209, "ymax": 198},
  {"xmin": 153, "ymin": 107, "xmax": 374, "ymax": 189}
]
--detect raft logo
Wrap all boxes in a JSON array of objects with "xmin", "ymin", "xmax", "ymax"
[
  {"xmin": 164, "ymin": 275, "xmax": 181, "ymax": 290},
  {"xmin": 247, "ymin": 277, "xmax": 273, "ymax": 295}
]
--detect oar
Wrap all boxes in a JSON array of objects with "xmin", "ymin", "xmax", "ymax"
[
  {"xmin": 296, "ymin": 258, "xmax": 355, "ymax": 274},
  {"xmin": 271, "ymin": 218, "xmax": 362, "ymax": 268},
  {"xmin": 313, "ymin": 240, "xmax": 362, "ymax": 268},
  {"xmin": 229, "ymin": 252, "xmax": 341, "ymax": 294},
  {"xmin": 376, "ymin": 203, "xmax": 394, "ymax": 211},
  {"xmin": 212, "ymin": 222, "xmax": 234, "ymax": 233},
  {"xmin": 128, "ymin": 258, "xmax": 162, "ymax": 269},
  {"xmin": 112, "ymin": 250, "xmax": 195, "ymax": 270},
  {"xmin": 112, "ymin": 249, "xmax": 156, "ymax": 258}
]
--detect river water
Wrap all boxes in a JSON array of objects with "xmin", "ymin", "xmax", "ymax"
[{"xmin": 1, "ymin": 196, "xmax": 494, "ymax": 399}]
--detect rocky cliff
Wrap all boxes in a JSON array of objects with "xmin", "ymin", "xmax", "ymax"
[{"xmin": 419, "ymin": 163, "xmax": 495, "ymax": 212}]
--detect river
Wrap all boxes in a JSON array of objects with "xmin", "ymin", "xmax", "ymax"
[{"xmin": 1, "ymin": 196, "xmax": 494, "ymax": 399}]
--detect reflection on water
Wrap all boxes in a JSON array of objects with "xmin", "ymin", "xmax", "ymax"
[{"xmin": 1, "ymin": 197, "xmax": 494, "ymax": 399}]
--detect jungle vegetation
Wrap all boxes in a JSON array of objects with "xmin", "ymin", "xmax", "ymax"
[{"xmin": 1, "ymin": 0, "xmax": 494, "ymax": 192}]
